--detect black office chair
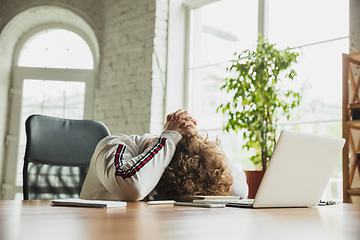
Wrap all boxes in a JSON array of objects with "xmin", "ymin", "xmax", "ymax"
[{"xmin": 23, "ymin": 114, "xmax": 110, "ymax": 200}]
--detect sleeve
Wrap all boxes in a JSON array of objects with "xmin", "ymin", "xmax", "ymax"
[
  {"xmin": 94, "ymin": 130, "xmax": 182, "ymax": 201},
  {"xmin": 228, "ymin": 160, "xmax": 249, "ymax": 199}
]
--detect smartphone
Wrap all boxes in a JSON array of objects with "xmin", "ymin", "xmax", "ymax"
[
  {"xmin": 174, "ymin": 201, "xmax": 225, "ymax": 208},
  {"xmin": 147, "ymin": 200, "xmax": 175, "ymax": 205}
]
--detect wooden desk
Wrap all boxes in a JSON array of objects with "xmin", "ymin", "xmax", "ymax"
[{"xmin": 0, "ymin": 200, "xmax": 359, "ymax": 240}]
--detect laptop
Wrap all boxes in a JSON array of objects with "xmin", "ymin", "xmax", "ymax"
[{"xmin": 226, "ymin": 130, "xmax": 345, "ymax": 208}]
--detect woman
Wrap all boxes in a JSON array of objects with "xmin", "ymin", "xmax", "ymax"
[
  {"xmin": 80, "ymin": 110, "xmax": 248, "ymax": 201},
  {"xmin": 155, "ymin": 126, "xmax": 249, "ymax": 199}
]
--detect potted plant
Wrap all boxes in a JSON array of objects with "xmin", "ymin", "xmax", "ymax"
[{"xmin": 217, "ymin": 35, "xmax": 301, "ymax": 198}]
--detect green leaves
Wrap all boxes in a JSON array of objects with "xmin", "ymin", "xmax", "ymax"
[{"xmin": 217, "ymin": 34, "xmax": 301, "ymax": 170}]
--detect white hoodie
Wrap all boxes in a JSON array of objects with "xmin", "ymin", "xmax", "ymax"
[{"xmin": 80, "ymin": 130, "xmax": 248, "ymax": 201}]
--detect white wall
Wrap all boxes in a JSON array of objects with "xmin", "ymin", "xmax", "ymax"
[
  {"xmin": 94, "ymin": 0, "xmax": 169, "ymax": 135},
  {"xmin": 350, "ymin": 0, "xmax": 360, "ymax": 53}
]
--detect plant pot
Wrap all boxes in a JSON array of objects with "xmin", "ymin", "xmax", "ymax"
[{"xmin": 244, "ymin": 170, "xmax": 265, "ymax": 199}]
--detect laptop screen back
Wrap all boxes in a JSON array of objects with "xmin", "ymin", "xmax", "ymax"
[{"xmin": 253, "ymin": 130, "xmax": 345, "ymax": 208}]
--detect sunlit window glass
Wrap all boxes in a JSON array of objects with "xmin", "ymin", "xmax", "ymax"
[
  {"xmin": 267, "ymin": 0, "xmax": 349, "ymax": 49},
  {"xmin": 188, "ymin": 0, "xmax": 258, "ymax": 171},
  {"xmin": 189, "ymin": 0, "xmax": 258, "ymax": 127},
  {"xmin": 18, "ymin": 29, "xmax": 93, "ymax": 69},
  {"xmin": 267, "ymin": 0, "xmax": 348, "ymax": 202},
  {"xmin": 187, "ymin": 0, "xmax": 349, "ymax": 201}
]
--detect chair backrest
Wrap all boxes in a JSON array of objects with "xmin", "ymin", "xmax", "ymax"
[{"xmin": 23, "ymin": 114, "xmax": 110, "ymax": 200}]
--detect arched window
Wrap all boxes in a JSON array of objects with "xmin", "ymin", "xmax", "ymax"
[
  {"xmin": 18, "ymin": 28, "xmax": 93, "ymax": 69},
  {"xmin": 3, "ymin": 27, "xmax": 95, "ymax": 199}
]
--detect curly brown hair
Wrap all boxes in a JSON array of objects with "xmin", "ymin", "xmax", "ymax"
[{"xmin": 155, "ymin": 127, "xmax": 233, "ymax": 199}]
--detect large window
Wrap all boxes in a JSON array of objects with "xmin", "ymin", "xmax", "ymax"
[
  {"xmin": 186, "ymin": 0, "xmax": 348, "ymax": 201},
  {"xmin": 2, "ymin": 28, "xmax": 95, "ymax": 200},
  {"xmin": 267, "ymin": 0, "xmax": 348, "ymax": 201},
  {"xmin": 188, "ymin": 0, "xmax": 259, "ymax": 171}
]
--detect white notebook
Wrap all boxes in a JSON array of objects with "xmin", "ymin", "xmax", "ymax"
[{"xmin": 51, "ymin": 198, "xmax": 127, "ymax": 208}]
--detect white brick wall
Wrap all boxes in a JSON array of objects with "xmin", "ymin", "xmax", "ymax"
[
  {"xmin": 96, "ymin": 0, "xmax": 169, "ymax": 136},
  {"xmin": 350, "ymin": 0, "xmax": 360, "ymax": 52},
  {"xmin": 0, "ymin": 0, "xmax": 103, "ymax": 32}
]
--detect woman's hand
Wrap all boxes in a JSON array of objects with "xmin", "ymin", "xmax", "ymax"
[{"xmin": 164, "ymin": 109, "xmax": 197, "ymax": 133}]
